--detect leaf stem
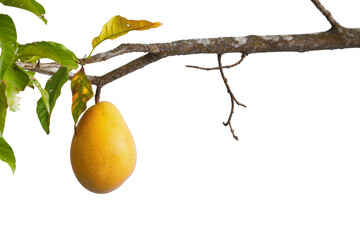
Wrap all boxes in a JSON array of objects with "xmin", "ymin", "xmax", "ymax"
[{"xmin": 86, "ymin": 47, "xmax": 96, "ymax": 61}]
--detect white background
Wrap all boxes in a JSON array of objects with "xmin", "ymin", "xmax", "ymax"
[{"xmin": 1, "ymin": 0, "xmax": 360, "ymax": 239}]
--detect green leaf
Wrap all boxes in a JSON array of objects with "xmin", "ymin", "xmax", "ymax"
[
  {"xmin": 4, "ymin": 63, "xmax": 30, "ymax": 90},
  {"xmin": 0, "ymin": 83, "xmax": 7, "ymax": 137},
  {"xmin": 36, "ymin": 67, "xmax": 68, "ymax": 134},
  {"xmin": 16, "ymin": 41, "xmax": 78, "ymax": 70},
  {"xmin": 71, "ymin": 66, "xmax": 93, "ymax": 125},
  {"xmin": 0, "ymin": 137, "xmax": 16, "ymax": 173},
  {"xmin": 0, "ymin": 14, "xmax": 17, "ymax": 81},
  {"xmin": 0, "ymin": 0, "xmax": 47, "ymax": 24},
  {"xmin": 91, "ymin": 15, "xmax": 161, "ymax": 50},
  {"xmin": 3, "ymin": 64, "xmax": 31, "ymax": 111},
  {"xmin": 0, "ymin": 85, "xmax": 13, "ymax": 173}
]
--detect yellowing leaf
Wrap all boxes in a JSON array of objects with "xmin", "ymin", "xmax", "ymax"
[
  {"xmin": 91, "ymin": 15, "xmax": 162, "ymax": 50},
  {"xmin": 71, "ymin": 67, "xmax": 94, "ymax": 126}
]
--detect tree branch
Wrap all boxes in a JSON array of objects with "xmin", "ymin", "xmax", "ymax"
[
  {"xmin": 88, "ymin": 28, "xmax": 360, "ymax": 63},
  {"xmin": 16, "ymin": 0, "xmax": 360, "ymax": 140},
  {"xmin": 18, "ymin": 0, "xmax": 360, "ymax": 87},
  {"xmin": 19, "ymin": 27, "xmax": 360, "ymax": 86},
  {"xmin": 16, "ymin": 61, "xmax": 97, "ymax": 82},
  {"xmin": 91, "ymin": 53, "xmax": 162, "ymax": 86},
  {"xmin": 91, "ymin": 27, "xmax": 360, "ymax": 85}
]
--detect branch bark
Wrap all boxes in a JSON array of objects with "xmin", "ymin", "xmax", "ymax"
[
  {"xmin": 20, "ymin": 26, "xmax": 360, "ymax": 86},
  {"xmin": 94, "ymin": 26, "xmax": 360, "ymax": 83}
]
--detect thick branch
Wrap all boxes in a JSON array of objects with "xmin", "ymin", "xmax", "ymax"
[
  {"xmin": 17, "ymin": 0, "xmax": 360, "ymax": 87},
  {"xmin": 19, "ymin": 27, "xmax": 360, "ymax": 86},
  {"xmin": 89, "ymin": 27, "xmax": 360, "ymax": 85}
]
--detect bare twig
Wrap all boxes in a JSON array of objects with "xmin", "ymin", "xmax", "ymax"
[
  {"xmin": 186, "ymin": 53, "xmax": 247, "ymax": 71},
  {"xmin": 311, "ymin": 0, "xmax": 340, "ymax": 29},
  {"xmin": 217, "ymin": 54, "xmax": 247, "ymax": 140}
]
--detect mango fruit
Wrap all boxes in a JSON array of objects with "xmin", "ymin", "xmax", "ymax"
[{"xmin": 70, "ymin": 101, "xmax": 136, "ymax": 193}]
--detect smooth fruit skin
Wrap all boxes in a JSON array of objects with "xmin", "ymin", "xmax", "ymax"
[{"xmin": 70, "ymin": 101, "xmax": 136, "ymax": 194}]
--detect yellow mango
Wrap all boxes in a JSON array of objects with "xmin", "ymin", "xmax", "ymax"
[{"xmin": 70, "ymin": 101, "xmax": 136, "ymax": 193}]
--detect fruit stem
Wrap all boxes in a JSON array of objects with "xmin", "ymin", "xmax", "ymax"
[{"xmin": 95, "ymin": 85, "xmax": 102, "ymax": 104}]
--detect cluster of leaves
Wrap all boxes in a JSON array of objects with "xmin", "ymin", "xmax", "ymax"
[
  {"xmin": 0, "ymin": 0, "xmax": 61, "ymax": 174},
  {"xmin": 0, "ymin": 1, "xmax": 161, "ymax": 173}
]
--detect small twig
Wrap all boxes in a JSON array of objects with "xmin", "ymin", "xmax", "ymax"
[
  {"xmin": 217, "ymin": 54, "xmax": 247, "ymax": 140},
  {"xmin": 311, "ymin": 0, "xmax": 340, "ymax": 29},
  {"xmin": 186, "ymin": 53, "xmax": 247, "ymax": 70},
  {"xmin": 95, "ymin": 85, "xmax": 102, "ymax": 104}
]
